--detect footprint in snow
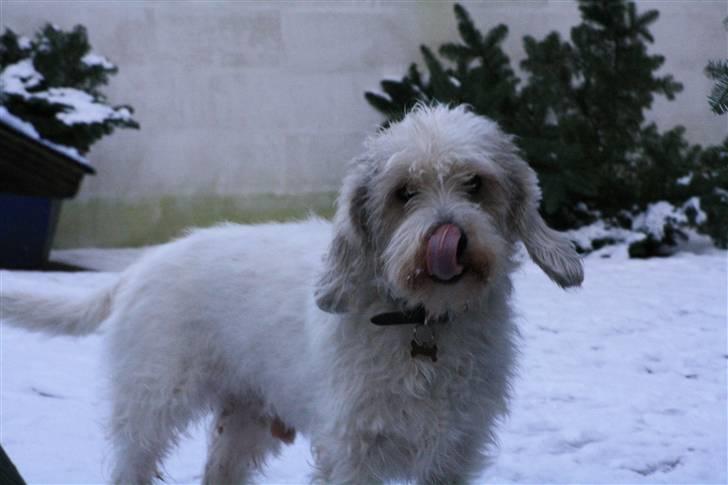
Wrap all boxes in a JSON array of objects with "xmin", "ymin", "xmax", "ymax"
[
  {"xmin": 549, "ymin": 430, "xmax": 605, "ymax": 454},
  {"xmin": 30, "ymin": 386, "xmax": 64, "ymax": 399},
  {"xmin": 627, "ymin": 457, "xmax": 682, "ymax": 476}
]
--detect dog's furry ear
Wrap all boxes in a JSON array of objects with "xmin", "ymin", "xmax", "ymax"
[
  {"xmin": 315, "ymin": 161, "xmax": 372, "ymax": 313},
  {"xmin": 505, "ymin": 150, "xmax": 584, "ymax": 289},
  {"xmin": 517, "ymin": 207, "xmax": 584, "ymax": 288}
]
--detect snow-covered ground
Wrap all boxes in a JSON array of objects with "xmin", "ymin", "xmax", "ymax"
[{"xmin": 1, "ymin": 243, "xmax": 726, "ymax": 484}]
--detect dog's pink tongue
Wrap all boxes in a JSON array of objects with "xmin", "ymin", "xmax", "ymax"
[{"xmin": 426, "ymin": 224, "xmax": 464, "ymax": 281}]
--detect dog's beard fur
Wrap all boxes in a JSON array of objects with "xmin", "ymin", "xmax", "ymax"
[{"xmin": 380, "ymin": 189, "xmax": 508, "ymax": 316}]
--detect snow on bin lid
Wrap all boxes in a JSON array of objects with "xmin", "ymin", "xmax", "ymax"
[{"xmin": 0, "ymin": 106, "xmax": 91, "ymax": 168}]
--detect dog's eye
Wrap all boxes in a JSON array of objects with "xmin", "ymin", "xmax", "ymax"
[
  {"xmin": 465, "ymin": 175, "xmax": 482, "ymax": 197},
  {"xmin": 395, "ymin": 184, "xmax": 418, "ymax": 203}
]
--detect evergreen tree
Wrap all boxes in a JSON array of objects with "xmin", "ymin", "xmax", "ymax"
[
  {"xmin": 706, "ymin": 18, "xmax": 728, "ymax": 115},
  {"xmin": 0, "ymin": 24, "xmax": 138, "ymax": 154},
  {"xmin": 707, "ymin": 60, "xmax": 728, "ymax": 115},
  {"xmin": 365, "ymin": 0, "xmax": 727, "ymax": 252},
  {"xmin": 517, "ymin": 0, "xmax": 685, "ymax": 227},
  {"xmin": 364, "ymin": 4, "xmax": 518, "ymax": 130}
]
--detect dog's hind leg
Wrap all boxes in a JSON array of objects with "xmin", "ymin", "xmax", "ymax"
[
  {"xmin": 108, "ymin": 383, "xmax": 201, "ymax": 485},
  {"xmin": 106, "ymin": 351, "xmax": 208, "ymax": 484},
  {"xmin": 202, "ymin": 397, "xmax": 282, "ymax": 485},
  {"xmin": 109, "ymin": 400, "xmax": 194, "ymax": 484}
]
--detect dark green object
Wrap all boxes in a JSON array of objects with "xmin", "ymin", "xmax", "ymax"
[
  {"xmin": 0, "ymin": 24, "xmax": 139, "ymax": 154},
  {"xmin": 366, "ymin": 0, "xmax": 727, "ymax": 252},
  {"xmin": 705, "ymin": 18, "xmax": 728, "ymax": 115},
  {"xmin": 707, "ymin": 59, "xmax": 728, "ymax": 115},
  {"xmin": 365, "ymin": 4, "xmax": 518, "ymax": 131}
]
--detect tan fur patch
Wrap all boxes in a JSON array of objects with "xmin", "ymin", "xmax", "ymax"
[{"xmin": 270, "ymin": 416, "xmax": 296, "ymax": 444}]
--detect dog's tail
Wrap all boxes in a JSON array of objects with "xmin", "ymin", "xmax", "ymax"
[{"xmin": 1, "ymin": 276, "xmax": 117, "ymax": 336}]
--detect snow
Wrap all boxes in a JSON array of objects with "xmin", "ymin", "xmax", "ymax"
[
  {"xmin": 676, "ymin": 173, "xmax": 693, "ymax": 186},
  {"xmin": 545, "ymin": 108, "xmax": 558, "ymax": 126},
  {"xmin": 1, "ymin": 244, "xmax": 726, "ymax": 483},
  {"xmin": 0, "ymin": 58, "xmax": 132, "ymax": 128},
  {"xmin": 81, "ymin": 53, "xmax": 115, "ymax": 70},
  {"xmin": 683, "ymin": 197, "xmax": 708, "ymax": 225},
  {"xmin": 17, "ymin": 36, "xmax": 32, "ymax": 51},
  {"xmin": 0, "ymin": 59, "xmax": 42, "ymax": 95},
  {"xmin": 0, "ymin": 105, "xmax": 40, "ymax": 140},
  {"xmin": 0, "ymin": 57, "xmax": 106, "ymax": 165},
  {"xmin": 565, "ymin": 220, "xmax": 644, "ymax": 253},
  {"xmin": 568, "ymin": 199, "xmax": 711, "ymax": 254},
  {"xmin": 37, "ymin": 137, "xmax": 87, "ymax": 164},
  {"xmin": 632, "ymin": 201, "xmax": 684, "ymax": 240},
  {"xmin": 0, "ymin": 106, "xmax": 89, "ymax": 165},
  {"xmin": 35, "ymin": 87, "xmax": 132, "ymax": 125}
]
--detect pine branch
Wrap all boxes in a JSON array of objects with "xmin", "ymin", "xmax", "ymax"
[
  {"xmin": 483, "ymin": 25, "xmax": 509, "ymax": 53},
  {"xmin": 633, "ymin": 7, "xmax": 659, "ymax": 42},
  {"xmin": 1, "ymin": 23, "xmax": 138, "ymax": 153},
  {"xmin": 364, "ymin": 91, "xmax": 398, "ymax": 117},
  {"xmin": 453, "ymin": 4, "xmax": 482, "ymax": 49},
  {"xmin": 708, "ymin": 78, "xmax": 728, "ymax": 115},
  {"xmin": 438, "ymin": 43, "xmax": 472, "ymax": 63},
  {"xmin": 705, "ymin": 59, "xmax": 728, "ymax": 79},
  {"xmin": 420, "ymin": 45, "xmax": 457, "ymax": 101},
  {"xmin": 364, "ymin": 1, "xmax": 725, "ymax": 248},
  {"xmin": 706, "ymin": 59, "xmax": 728, "ymax": 115},
  {"xmin": 407, "ymin": 63, "xmax": 425, "ymax": 90}
]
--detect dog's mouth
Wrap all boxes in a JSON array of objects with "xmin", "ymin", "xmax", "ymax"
[
  {"xmin": 425, "ymin": 223, "xmax": 466, "ymax": 282},
  {"xmin": 430, "ymin": 270, "xmax": 466, "ymax": 285},
  {"xmin": 402, "ymin": 223, "xmax": 490, "ymax": 292}
]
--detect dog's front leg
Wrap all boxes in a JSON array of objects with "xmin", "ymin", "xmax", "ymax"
[
  {"xmin": 310, "ymin": 433, "xmax": 387, "ymax": 485},
  {"xmin": 416, "ymin": 432, "xmax": 490, "ymax": 485},
  {"xmin": 419, "ymin": 475, "xmax": 469, "ymax": 485}
]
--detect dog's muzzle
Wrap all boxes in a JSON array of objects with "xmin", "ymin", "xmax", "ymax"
[{"xmin": 425, "ymin": 223, "xmax": 467, "ymax": 282}]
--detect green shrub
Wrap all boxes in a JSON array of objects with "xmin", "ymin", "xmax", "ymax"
[
  {"xmin": 0, "ymin": 24, "xmax": 138, "ymax": 155},
  {"xmin": 366, "ymin": 0, "xmax": 727, "ymax": 253}
]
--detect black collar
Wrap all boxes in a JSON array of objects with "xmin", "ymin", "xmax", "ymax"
[
  {"xmin": 370, "ymin": 306, "xmax": 426, "ymax": 326},
  {"xmin": 370, "ymin": 307, "xmax": 451, "ymax": 326},
  {"xmin": 370, "ymin": 306, "xmax": 450, "ymax": 362}
]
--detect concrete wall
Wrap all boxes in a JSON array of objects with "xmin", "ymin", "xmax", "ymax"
[{"xmin": 2, "ymin": 0, "xmax": 726, "ymax": 248}]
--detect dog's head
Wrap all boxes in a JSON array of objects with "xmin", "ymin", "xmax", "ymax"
[{"xmin": 316, "ymin": 105, "xmax": 583, "ymax": 316}]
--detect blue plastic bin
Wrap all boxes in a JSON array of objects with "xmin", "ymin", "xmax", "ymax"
[{"xmin": 0, "ymin": 194, "xmax": 61, "ymax": 269}]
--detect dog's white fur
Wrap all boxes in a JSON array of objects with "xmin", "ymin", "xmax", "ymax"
[{"xmin": 2, "ymin": 105, "xmax": 583, "ymax": 484}]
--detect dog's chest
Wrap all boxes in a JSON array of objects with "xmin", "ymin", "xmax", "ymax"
[
  {"xmin": 316, "ymin": 351, "xmax": 481, "ymax": 479},
  {"xmin": 315, "ymin": 313, "xmax": 504, "ymax": 453},
  {"xmin": 331, "ymin": 337, "xmax": 481, "ymax": 433}
]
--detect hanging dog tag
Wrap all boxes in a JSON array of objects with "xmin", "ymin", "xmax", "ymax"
[
  {"xmin": 410, "ymin": 339, "xmax": 438, "ymax": 362},
  {"xmin": 370, "ymin": 308, "xmax": 443, "ymax": 362},
  {"xmin": 411, "ymin": 323, "xmax": 437, "ymax": 362}
]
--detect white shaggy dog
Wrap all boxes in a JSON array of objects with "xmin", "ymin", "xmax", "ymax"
[{"xmin": 3, "ymin": 105, "xmax": 583, "ymax": 484}]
